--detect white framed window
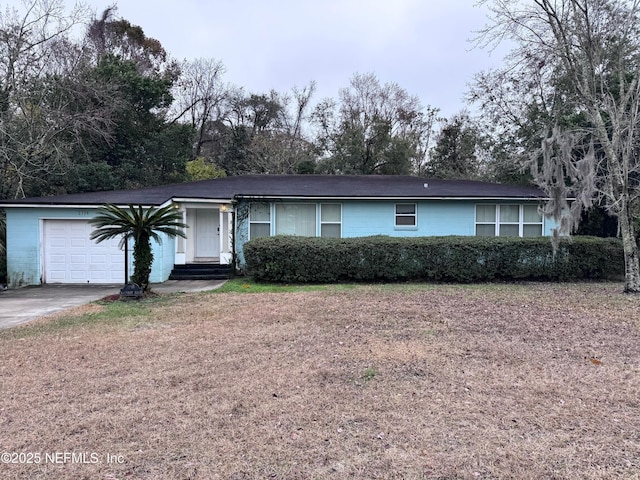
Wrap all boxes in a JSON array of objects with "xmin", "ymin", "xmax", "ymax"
[
  {"xmin": 249, "ymin": 203, "xmax": 271, "ymax": 239},
  {"xmin": 250, "ymin": 202, "xmax": 342, "ymax": 238},
  {"xmin": 475, "ymin": 204, "xmax": 543, "ymax": 237},
  {"xmin": 395, "ymin": 203, "xmax": 417, "ymax": 227},
  {"xmin": 499, "ymin": 205, "xmax": 520, "ymax": 236},
  {"xmin": 522, "ymin": 205, "xmax": 543, "ymax": 237},
  {"xmin": 320, "ymin": 203, "xmax": 342, "ymax": 238},
  {"xmin": 475, "ymin": 205, "xmax": 497, "ymax": 236}
]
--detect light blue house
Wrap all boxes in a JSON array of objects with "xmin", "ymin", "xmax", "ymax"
[{"xmin": 0, "ymin": 175, "xmax": 554, "ymax": 288}]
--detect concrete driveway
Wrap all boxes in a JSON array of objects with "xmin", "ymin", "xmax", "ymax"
[{"xmin": 0, "ymin": 280, "xmax": 226, "ymax": 330}]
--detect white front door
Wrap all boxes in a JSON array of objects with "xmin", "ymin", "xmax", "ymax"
[{"xmin": 194, "ymin": 209, "xmax": 219, "ymax": 259}]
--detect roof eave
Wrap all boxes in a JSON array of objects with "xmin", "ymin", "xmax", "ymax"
[
  {"xmin": 234, "ymin": 195, "xmax": 549, "ymax": 201},
  {"xmin": 0, "ymin": 202, "xmax": 164, "ymax": 209}
]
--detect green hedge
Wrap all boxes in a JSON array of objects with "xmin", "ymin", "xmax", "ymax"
[{"xmin": 243, "ymin": 235, "xmax": 624, "ymax": 283}]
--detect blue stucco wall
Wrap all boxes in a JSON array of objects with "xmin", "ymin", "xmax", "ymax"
[
  {"xmin": 341, "ymin": 200, "xmax": 475, "ymax": 237},
  {"xmin": 234, "ymin": 199, "xmax": 557, "ymax": 268},
  {"xmin": 154, "ymin": 233, "xmax": 176, "ymax": 283},
  {"xmin": 5, "ymin": 207, "xmax": 172, "ymax": 287},
  {"xmin": 5, "ymin": 208, "xmax": 43, "ymax": 287}
]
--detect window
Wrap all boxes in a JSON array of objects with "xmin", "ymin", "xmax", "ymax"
[
  {"xmin": 499, "ymin": 205, "xmax": 520, "ymax": 236},
  {"xmin": 522, "ymin": 205, "xmax": 543, "ymax": 237},
  {"xmin": 475, "ymin": 205, "xmax": 497, "ymax": 236},
  {"xmin": 395, "ymin": 203, "xmax": 417, "ymax": 227},
  {"xmin": 249, "ymin": 202, "xmax": 342, "ymax": 238},
  {"xmin": 249, "ymin": 203, "xmax": 271, "ymax": 239},
  {"xmin": 275, "ymin": 204, "xmax": 316, "ymax": 236},
  {"xmin": 475, "ymin": 204, "xmax": 543, "ymax": 237},
  {"xmin": 320, "ymin": 204, "xmax": 341, "ymax": 238}
]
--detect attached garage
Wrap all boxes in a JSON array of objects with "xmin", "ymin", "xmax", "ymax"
[{"xmin": 43, "ymin": 220, "xmax": 125, "ymax": 284}]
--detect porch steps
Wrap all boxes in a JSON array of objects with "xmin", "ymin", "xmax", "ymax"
[{"xmin": 169, "ymin": 263, "xmax": 233, "ymax": 280}]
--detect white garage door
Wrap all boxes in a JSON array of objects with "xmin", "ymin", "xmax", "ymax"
[{"xmin": 44, "ymin": 220, "xmax": 125, "ymax": 284}]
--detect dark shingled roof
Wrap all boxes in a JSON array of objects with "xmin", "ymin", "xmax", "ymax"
[{"xmin": 0, "ymin": 175, "xmax": 545, "ymax": 206}]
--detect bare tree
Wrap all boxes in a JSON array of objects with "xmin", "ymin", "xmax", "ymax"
[
  {"xmin": 170, "ymin": 58, "xmax": 229, "ymax": 160},
  {"xmin": 479, "ymin": 0, "xmax": 640, "ymax": 293},
  {"xmin": 0, "ymin": 0, "xmax": 114, "ymax": 199},
  {"xmin": 216, "ymin": 84, "xmax": 317, "ymax": 175}
]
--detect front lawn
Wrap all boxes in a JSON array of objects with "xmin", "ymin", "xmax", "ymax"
[{"xmin": 1, "ymin": 282, "xmax": 639, "ymax": 479}]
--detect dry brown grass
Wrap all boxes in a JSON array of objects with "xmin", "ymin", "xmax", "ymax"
[{"xmin": 1, "ymin": 282, "xmax": 640, "ymax": 479}]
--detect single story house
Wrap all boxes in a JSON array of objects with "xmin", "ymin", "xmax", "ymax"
[{"xmin": 0, "ymin": 175, "xmax": 554, "ymax": 288}]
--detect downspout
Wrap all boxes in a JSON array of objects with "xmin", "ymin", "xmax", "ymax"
[{"xmin": 231, "ymin": 196, "xmax": 238, "ymax": 273}]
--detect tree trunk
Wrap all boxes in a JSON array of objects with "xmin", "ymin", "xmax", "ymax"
[
  {"xmin": 132, "ymin": 236, "xmax": 153, "ymax": 292},
  {"xmin": 618, "ymin": 199, "xmax": 640, "ymax": 293}
]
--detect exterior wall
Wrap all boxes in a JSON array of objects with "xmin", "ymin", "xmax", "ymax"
[
  {"xmin": 6, "ymin": 199, "xmax": 559, "ymax": 284},
  {"xmin": 152, "ymin": 233, "xmax": 176, "ymax": 284},
  {"xmin": 543, "ymin": 214, "xmax": 555, "ymax": 236},
  {"xmin": 342, "ymin": 200, "xmax": 475, "ymax": 237},
  {"xmin": 234, "ymin": 202, "xmax": 251, "ymax": 269},
  {"xmin": 235, "ymin": 199, "xmax": 558, "ymax": 269},
  {"xmin": 5, "ymin": 206, "xmax": 171, "ymax": 288},
  {"xmin": 5, "ymin": 208, "xmax": 43, "ymax": 287}
]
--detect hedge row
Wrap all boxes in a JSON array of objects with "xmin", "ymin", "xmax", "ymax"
[{"xmin": 243, "ymin": 235, "xmax": 624, "ymax": 283}]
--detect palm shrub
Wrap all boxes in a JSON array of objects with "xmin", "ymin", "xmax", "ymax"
[{"xmin": 89, "ymin": 204, "xmax": 187, "ymax": 292}]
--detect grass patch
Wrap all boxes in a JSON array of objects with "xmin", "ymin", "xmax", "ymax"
[
  {"xmin": 360, "ymin": 366, "xmax": 379, "ymax": 382},
  {"xmin": 214, "ymin": 277, "xmax": 357, "ymax": 293}
]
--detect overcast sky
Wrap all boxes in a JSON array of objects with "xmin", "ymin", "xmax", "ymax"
[{"xmin": 14, "ymin": 0, "xmax": 509, "ymax": 118}]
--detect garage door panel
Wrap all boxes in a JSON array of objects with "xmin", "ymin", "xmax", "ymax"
[
  {"xmin": 91, "ymin": 254, "xmax": 107, "ymax": 263},
  {"xmin": 71, "ymin": 254, "xmax": 87, "ymax": 263},
  {"xmin": 44, "ymin": 220, "xmax": 125, "ymax": 284},
  {"xmin": 48, "ymin": 271, "xmax": 66, "ymax": 281},
  {"xmin": 70, "ymin": 270, "xmax": 88, "ymax": 280},
  {"xmin": 50, "ymin": 238, "xmax": 67, "ymax": 248},
  {"xmin": 71, "ymin": 238, "xmax": 86, "ymax": 248}
]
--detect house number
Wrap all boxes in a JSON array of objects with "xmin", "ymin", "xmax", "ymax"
[{"xmin": 78, "ymin": 210, "xmax": 90, "ymax": 216}]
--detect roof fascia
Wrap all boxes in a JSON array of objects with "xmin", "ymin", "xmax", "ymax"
[
  {"xmin": 234, "ymin": 195, "xmax": 550, "ymax": 201},
  {"xmin": 0, "ymin": 203, "xmax": 162, "ymax": 209},
  {"xmin": 171, "ymin": 198, "xmax": 233, "ymax": 204}
]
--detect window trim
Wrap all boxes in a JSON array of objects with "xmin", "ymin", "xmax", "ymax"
[
  {"xmin": 320, "ymin": 203, "xmax": 342, "ymax": 238},
  {"xmin": 522, "ymin": 204, "xmax": 544, "ymax": 237},
  {"xmin": 248, "ymin": 202, "xmax": 272, "ymax": 240},
  {"xmin": 475, "ymin": 204, "xmax": 544, "ymax": 237},
  {"xmin": 395, "ymin": 203, "xmax": 417, "ymax": 229}
]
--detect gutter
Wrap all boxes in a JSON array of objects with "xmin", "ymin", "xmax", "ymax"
[
  {"xmin": 234, "ymin": 195, "xmax": 550, "ymax": 201},
  {"xmin": 0, "ymin": 203, "xmax": 164, "ymax": 209},
  {"xmin": 0, "ymin": 197, "xmax": 235, "ymax": 209}
]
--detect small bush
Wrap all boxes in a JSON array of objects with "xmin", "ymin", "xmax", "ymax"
[
  {"xmin": 0, "ymin": 254, "xmax": 6, "ymax": 285},
  {"xmin": 244, "ymin": 235, "xmax": 624, "ymax": 284}
]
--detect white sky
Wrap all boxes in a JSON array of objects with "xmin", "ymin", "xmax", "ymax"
[{"xmin": 11, "ymin": 0, "xmax": 509, "ymax": 118}]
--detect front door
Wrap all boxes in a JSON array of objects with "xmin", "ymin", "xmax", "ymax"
[{"xmin": 194, "ymin": 209, "xmax": 219, "ymax": 259}]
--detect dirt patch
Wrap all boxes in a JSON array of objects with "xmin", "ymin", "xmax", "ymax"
[{"xmin": 0, "ymin": 282, "xmax": 639, "ymax": 479}]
